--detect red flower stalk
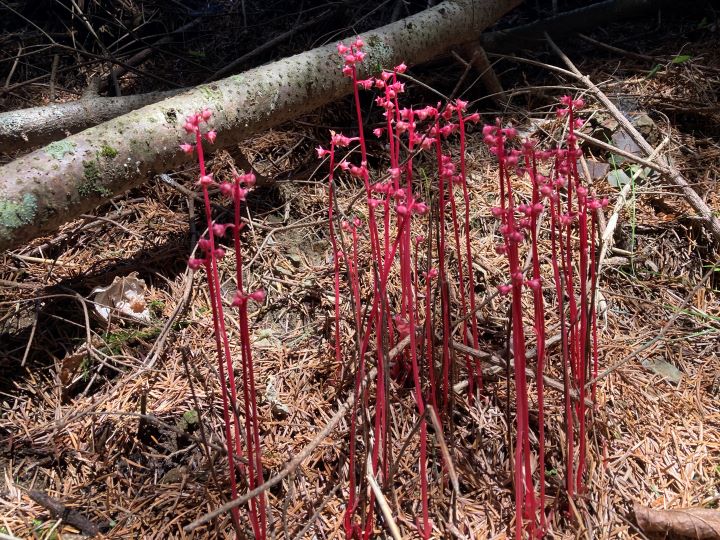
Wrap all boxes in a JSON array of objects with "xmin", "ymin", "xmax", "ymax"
[
  {"xmin": 456, "ymin": 102, "xmax": 483, "ymax": 395},
  {"xmin": 183, "ymin": 110, "xmax": 266, "ymax": 538},
  {"xmin": 486, "ymin": 121, "xmax": 536, "ymax": 539},
  {"xmin": 524, "ymin": 141, "xmax": 547, "ymax": 532}
]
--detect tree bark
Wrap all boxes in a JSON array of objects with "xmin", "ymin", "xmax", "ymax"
[
  {"xmin": 0, "ymin": 90, "xmax": 181, "ymax": 152},
  {"xmin": 0, "ymin": 0, "xmax": 519, "ymax": 252}
]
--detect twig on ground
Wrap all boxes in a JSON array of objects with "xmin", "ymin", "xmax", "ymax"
[
  {"xmin": 366, "ymin": 455, "xmax": 403, "ymax": 540},
  {"xmin": 545, "ymin": 33, "xmax": 720, "ymax": 243},
  {"xmin": 26, "ymin": 490, "xmax": 101, "ymax": 537}
]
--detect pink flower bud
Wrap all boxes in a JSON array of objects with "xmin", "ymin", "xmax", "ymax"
[
  {"xmin": 373, "ymin": 127, "xmax": 384, "ymax": 138},
  {"xmin": 353, "ymin": 37, "xmax": 365, "ymax": 49},
  {"xmin": 188, "ymin": 257, "xmax": 205, "ymax": 270},
  {"xmin": 231, "ymin": 293, "xmax": 246, "ymax": 307},
  {"xmin": 395, "ymin": 204, "xmax": 408, "ymax": 215},
  {"xmin": 331, "ymin": 132, "xmax": 354, "ymax": 147},
  {"xmin": 420, "ymin": 137, "xmax": 436, "ymax": 151},
  {"xmin": 395, "ymin": 62, "xmax": 407, "ymax": 73},
  {"xmin": 213, "ymin": 223, "xmax": 232, "ymax": 237},
  {"xmin": 368, "ymin": 198, "xmax": 382, "ymax": 209},
  {"xmin": 491, "ymin": 206, "xmax": 504, "ymax": 218},
  {"xmin": 526, "ymin": 278, "xmax": 542, "ymax": 291},
  {"xmin": 201, "ymin": 108, "xmax": 212, "ymax": 121},
  {"xmin": 413, "ymin": 202, "xmax": 428, "ymax": 215},
  {"xmin": 316, "ymin": 146, "xmax": 330, "ymax": 158},
  {"xmin": 198, "ymin": 174, "xmax": 214, "ymax": 187},
  {"xmin": 219, "ymin": 182, "xmax": 233, "ymax": 197},
  {"xmin": 198, "ymin": 238, "xmax": 211, "ymax": 252},
  {"xmin": 349, "ymin": 165, "xmax": 366, "ymax": 178},
  {"xmin": 249, "ymin": 289, "xmax": 266, "ymax": 303},
  {"xmin": 237, "ymin": 172, "xmax": 256, "ymax": 187},
  {"xmin": 497, "ymin": 284, "xmax": 512, "ymax": 296},
  {"xmin": 495, "ymin": 244, "xmax": 507, "ymax": 255},
  {"xmin": 184, "ymin": 121, "xmax": 198, "ymax": 134},
  {"xmin": 427, "ymin": 268, "xmax": 439, "ymax": 279},
  {"xmin": 337, "ymin": 42, "xmax": 349, "ymax": 55},
  {"xmin": 214, "ymin": 247, "xmax": 226, "ymax": 259},
  {"xmin": 235, "ymin": 188, "xmax": 248, "ymax": 202},
  {"xmin": 180, "ymin": 143, "xmax": 194, "ymax": 154},
  {"xmin": 205, "ymin": 130, "xmax": 217, "ymax": 143},
  {"xmin": 393, "ymin": 314, "xmax": 410, "ymax": 336}
]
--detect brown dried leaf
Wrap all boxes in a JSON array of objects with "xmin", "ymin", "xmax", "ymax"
[{"xmin": 634, "ymin": 503, "xmax": 720, "ymax": 539}]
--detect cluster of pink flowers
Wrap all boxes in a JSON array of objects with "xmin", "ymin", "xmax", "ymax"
[{"xmin": 180, "ymin": 109, "xmax": 216, "ymax": 153}]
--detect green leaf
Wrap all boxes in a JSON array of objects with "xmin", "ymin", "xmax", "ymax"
[
  {"xmin": 671, "ymin": 54, "xmax": 692, "ymax": 64},
  {"xmin": 607, "ymin": 169, "xmax": 631, "ymax": 188},
  {"xmin": 646, "ymin": 64, "xmax": 662, "ymax": 78}
]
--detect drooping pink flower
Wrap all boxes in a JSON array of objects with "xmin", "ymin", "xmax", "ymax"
[
  {"xmin": 249, "ymin": 289, "xmax": 266, "ymax": 303},
  {"xmin": 188, "ymin": 257, "xmax": 206, "ymax": 270}
]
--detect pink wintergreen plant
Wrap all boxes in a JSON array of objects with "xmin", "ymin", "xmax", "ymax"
[
  {"xmin": 181, "ymin": 110, "xmax": 266, "ymax": 539},
  {"xmin": 322, "ymin": 36, "xmax": 604, "ymax": 540},
  {"xmin": 486, "ymin": 121, "xmax": 537, "ymax": 540}
]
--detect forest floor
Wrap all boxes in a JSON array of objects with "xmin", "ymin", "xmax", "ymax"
[{"xmin": 1, "ymin": 1, "xmax": 719, "ymax": 538}]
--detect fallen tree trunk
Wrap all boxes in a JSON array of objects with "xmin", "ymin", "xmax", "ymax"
[
  {"xmin": 0, "ymin": 0, "xmax": 666, "ymax": 155},
  {"xmin": 0, "ymin": 0, "xmax": 519, "ymax": 252},
  {"xmin": 0, "ymin": 90, "xmax": 181, "ymax": 152}
]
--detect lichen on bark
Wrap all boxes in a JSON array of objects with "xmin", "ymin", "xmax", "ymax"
[{"xmin": 0, "ymin": 194, "xmax": 38, "ymax": 240}]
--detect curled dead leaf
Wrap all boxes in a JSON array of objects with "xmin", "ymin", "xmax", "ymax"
[{"xmin": 634, "ymin": 503, "xmax": 720, "ymax": 539}]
